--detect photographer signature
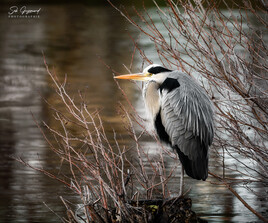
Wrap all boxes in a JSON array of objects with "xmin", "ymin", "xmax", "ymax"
[{"xmin": 8, "ymin": 6, "xmax": 41, "ymax": 16}]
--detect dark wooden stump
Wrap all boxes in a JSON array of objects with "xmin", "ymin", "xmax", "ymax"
[{"xmin": 127, "ymin": 197, "xmax": 207, "ymax": 223}]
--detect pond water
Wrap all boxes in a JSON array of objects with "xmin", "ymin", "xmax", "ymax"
[{"xmin": 0, "ymin": 3, "xmax": 266, "ymax": 223}]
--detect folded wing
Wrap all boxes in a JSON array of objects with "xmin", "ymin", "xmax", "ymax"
[{"xmin": 159, "ymin": 72, "xmax": 214, "ymax": 180}]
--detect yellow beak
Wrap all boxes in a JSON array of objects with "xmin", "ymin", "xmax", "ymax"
[{"xmin": 114, "ymin": 73, "xmax": 150, "ymax": 81}]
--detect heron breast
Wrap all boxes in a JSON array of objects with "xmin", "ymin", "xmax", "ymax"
[{"xmin": 144, "ymin": 81, "xmax": 161, "ymax": 120}]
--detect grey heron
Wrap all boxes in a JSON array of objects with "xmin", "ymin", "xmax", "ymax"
[{"xmin": 114, "ymin": 64, "xmax": 214, "ymax": 196}]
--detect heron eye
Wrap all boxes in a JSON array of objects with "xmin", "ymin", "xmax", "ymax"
[{"xmin": 146, "ymin": 73, "xmax": 153, "ymax": 77}]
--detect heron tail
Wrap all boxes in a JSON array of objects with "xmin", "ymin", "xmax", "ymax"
[{"xmin": 175, "ymin": 145, "xmax": 208, "ymax": 181}]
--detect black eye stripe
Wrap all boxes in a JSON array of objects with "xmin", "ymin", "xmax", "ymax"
[{"xmin": 148, "ymin": 66, "xmax": 172, "ymax": 74}]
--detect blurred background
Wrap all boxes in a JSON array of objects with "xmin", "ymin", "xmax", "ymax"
[{"xmin": 0, "ymin": 1, "xmax": 267, "ymax": 222}]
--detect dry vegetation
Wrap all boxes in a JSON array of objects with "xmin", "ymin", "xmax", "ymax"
[
  {"xmin": 17, "ymin": 58, "xmax": 199, "ymax": 222},
  {"xmin": 113, "ymin": 0, "xmax": 267, "ymax": 221}
]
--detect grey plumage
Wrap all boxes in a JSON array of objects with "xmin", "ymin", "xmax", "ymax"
[
  {"xmin": 144, "ymin": 70, "xmax": 214, "ymax": 180},
  {"xmin": 160, "ymin": 71, "xmax": 214, "ymax": 148}
]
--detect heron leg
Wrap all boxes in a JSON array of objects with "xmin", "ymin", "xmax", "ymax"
[{"xmin": 179, "ymin": 164, "xmax": 184, "ymax": 197}]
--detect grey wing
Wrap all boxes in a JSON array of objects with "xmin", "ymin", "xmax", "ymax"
[{"xmin": 160, "ymin": 73, "xmax": 214, "ymax": 179}]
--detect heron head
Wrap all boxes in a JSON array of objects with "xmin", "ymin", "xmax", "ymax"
[{"xmin": 114, "ymin": 64, "xmax": 171, "ymax": 81}]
